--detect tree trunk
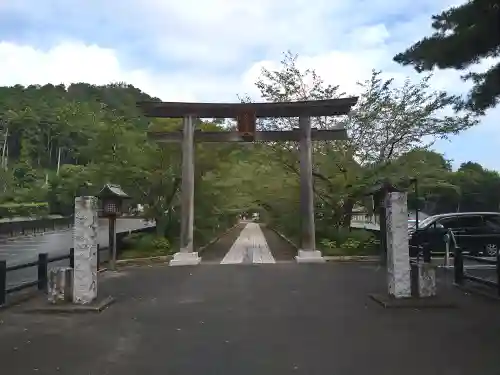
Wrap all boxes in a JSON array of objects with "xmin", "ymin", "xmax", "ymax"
[
  {"xmin": 341, "ymin": 198, "xmax": 355, "ymax": 228},
  {"xmin": 1, "ymin": 126, "xmax": 8, "ymax": 169},
  {"xmin": 4, "ymin": 142, "xmax": 8, "ymax": 170},
  {"xmin": 57, "ymin": 147, "xmax": 62, "ymax": 175},
  {"xmin": 155, "ymin": 215, "xmax": 168, "ymax": 237}
]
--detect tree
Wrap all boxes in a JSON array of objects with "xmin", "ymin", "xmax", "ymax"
[
  {"xmin": 0, "ymin": 82, "xmax": 251, "ymax": 246},
  {"xmin": 0, "ymin": 78, "xmax": 497, "ymax": 250},
  {"xmin": 251, "ymin": 52, "xmax": 476, "ymax": 228},
  {"xmin": 394, "ymin": 0, "xmax": 500, "ymax": 114},
  {"xmin": 451, "ymin": 162, "xmax": 500, "ymax": 212}
]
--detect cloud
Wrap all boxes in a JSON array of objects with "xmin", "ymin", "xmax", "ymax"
[
  {"xmin": 0, "ymin": 0, "xmax": 498, "ymax": 169},
  {"xmin": 0, "ymin": 40, "xmax": 234, "ymax": 102}
]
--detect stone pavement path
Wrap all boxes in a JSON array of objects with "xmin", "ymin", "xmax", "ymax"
[
  {"xmin": 221, "ymin": 223, "xmax": 275, "ymax": 264},
  {"xmin": 1, "ymin": 263, "xmax": 500, "ymax": 375},
  {"xmin": 201, "ymin": 222, "xmax": 296, "ymax": 264}
]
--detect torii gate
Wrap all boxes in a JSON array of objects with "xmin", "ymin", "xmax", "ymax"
[{"xmin": 137, "ymin": 98, "xmax": 358, "ymax": 266}]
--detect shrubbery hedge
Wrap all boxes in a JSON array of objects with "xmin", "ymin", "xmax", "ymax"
[
  {"xmin": 0, "ymin": 202, "xmax": 49, "ymax": 219},
  {"xmin": 318, "ymin": 228, "xmax": 380, "ymax": 256},
  {"xmin": 121, "ymin": 232, "xmax": 175, "ymax": 259}
]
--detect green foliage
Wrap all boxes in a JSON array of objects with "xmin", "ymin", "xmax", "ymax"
[
  {"xmin": 317, "ymin": 228, "xmax": 379, "ymax": 256},
  {"xmin": 394, "ymin": 0, "xmax": 500, "ymax": 114},
  {"xmin": 0, "ymin": 202, "xmax": 49, "ymax": 218},
  {"xmin": 251, "ymin": 52, "xmax": 477, "ymax": 231},
  {"xmin": 0, "ymin": 59, "xmax": 493, "ymax": 255},
  {"xmin": 121, "ymin": 233, "xmax": 174, "ymax": 259}
]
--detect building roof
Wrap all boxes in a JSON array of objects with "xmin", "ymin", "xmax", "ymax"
[{"xmin": 98, "ymin": 184, "xmax": 130, "ymax": 199}]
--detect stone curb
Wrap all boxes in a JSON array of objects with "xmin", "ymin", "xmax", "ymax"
[
  {"xmin": 369, "ymin": 293, "xmax": 457, "ymax": 309},
  {"xmin": 266, "ymin": 227, "xmax": 380, "ymax": 262},
  {"xmin": 115, "ymin": 255, "xmax": 173, "ymax": 267},
  {"xmin": 197, "ymin": 222, "xmax": 243, "ymax": 254},
  {"xmin": 21, "ymin": 296, "xmax": 116, "ymax": 314},
  {"xmin": 93, "ymin": 223, "xmax": 240, "ymax": 272},
  {"xmin": 266, "ymin": 226, "xmax": 299, "ymax": 250},
  {"xmin": 109, "ymin": 223, "xmax": 241, "ymax": 267},
  {"xmin": 324, "ymin": 255, "xmax": 380, "ymax": 262}
]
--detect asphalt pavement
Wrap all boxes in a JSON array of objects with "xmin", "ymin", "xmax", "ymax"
[
  {"xmin": 1, "ymin": 262, "xmax": 500, "ymax": 375},
  {"xmin": 2, "ymin": 223, "xmax": 500, "ymax": 374}
]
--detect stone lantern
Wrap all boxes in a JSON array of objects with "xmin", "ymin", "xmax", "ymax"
[{"xmin": 98, "ymin": 184, "xmax": 130, "ymax": 270}]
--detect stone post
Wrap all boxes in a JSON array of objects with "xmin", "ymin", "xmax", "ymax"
[
  {"xmin": 73, "ymin": 196, "xmax": 98, "ymax": 304},
  {"xmin": 417, "ymin": 263, "xmax": 437, "ymax": 297},
  {"xmin": 296, "ymin": 116, "xmax": 325, "ymax": 263},
  {"xmin": 385, "ymin": 192, "xmax": 411, "ymax": 298},
  {"xmin": 170, "ymin": 115, "xmax": 201, "ymax": 266},
  {"xmin": 48, "ymin": 267, "xmax": 73, "ymax": 304}
]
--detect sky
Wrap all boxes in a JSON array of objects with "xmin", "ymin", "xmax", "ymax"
[{"xmin": 0, "ymin": 0, "xmax": 498, "ymax": 170}]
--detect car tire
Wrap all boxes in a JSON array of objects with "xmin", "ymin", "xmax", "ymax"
[{"xmin": 484, "ymin": 243, "xmax": 498, "ymax": 257}]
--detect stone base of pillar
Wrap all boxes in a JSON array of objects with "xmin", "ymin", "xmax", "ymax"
[
  {"xmin": 169, "ymin": 251, "xmax": 201, "ymax": 266},
  {"xmin": 295, "ymin": 250, "xmax": 326, "ymax": 263},
  {"xmin": 369, "ymin": 293, "xmax": 455, "ymax": 308},
  {"xmin": 23, "ymin": 295, "xmax": 115, "ymax": 314}
]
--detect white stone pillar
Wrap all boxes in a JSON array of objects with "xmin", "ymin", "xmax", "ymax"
[
  {"xmin": 385, "ymin": 192, "xmax": 411, "ymax": 298},
  {"xmin": 73, "ymin": 196, "xmax": 98, "ymax": 304}
]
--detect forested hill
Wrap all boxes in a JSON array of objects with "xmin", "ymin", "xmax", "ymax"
[
  {"xmin": 0, "ymin": 82, "xmax": 162, "ymax": 170},
  {"xmin": 0, "ymin": 83, "xmax": 168, "ymax": 213},
  {"xmin": 0, "ymin": 82, "xmax": 160, "ymax": 166},
  {"xmin": 1, "ymin": 61, "xmax": 500, "ymax": 249},
  {"xmin": 0, "ymin": 82, "xmax": 245, "ymax": 244}
]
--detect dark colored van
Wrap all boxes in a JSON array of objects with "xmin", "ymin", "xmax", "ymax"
[{"xmin": 408, "ymin": 212, "xmax": 500, "ymax": 257}]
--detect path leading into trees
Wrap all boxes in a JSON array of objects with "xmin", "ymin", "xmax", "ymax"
[{"xmin": 201, "ymin": 222, "xmax": 297, "ymax": 264}]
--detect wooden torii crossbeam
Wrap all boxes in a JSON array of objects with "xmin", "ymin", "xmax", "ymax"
[
  {"xmin": 142, "ymin": 98, "xmax": 356, "ymax": 143},
  {"xmin": 137, "ymin": 98, "xmax": 358, "ymax": 266}
]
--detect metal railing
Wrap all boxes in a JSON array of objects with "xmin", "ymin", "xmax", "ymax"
[
  {"xmin": 449, "ymin": 230, "xmax": 500, "ymax": 296},
  {"xmin": 350, "ymin": 213, "xmax": 380, "ymax": 225},
  {"xmin": 0, "ymin": 217, "xmax": 73, "ymax": 238},
  {"xmin": 0, "ymin": 224, "xmax": 156, "ymax": 307},
  {"xmin": 0, "ymin": 245, "xmax": 103, "ymax": 306}
]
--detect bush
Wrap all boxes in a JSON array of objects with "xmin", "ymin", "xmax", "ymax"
[
  {"xmin": 121, "ymin": 233, "xmax": 174, "ymax": 259},
  {"xmin": 318, "ymin": 228, "xmax": 380, "ymax": 256},
  {"xmin": 319, "ymin": 239, "xmax": 341, "ymax": 256},
  {"xmin": 0, "ymin": 202, "xmax": 49, "ymax": 219}
]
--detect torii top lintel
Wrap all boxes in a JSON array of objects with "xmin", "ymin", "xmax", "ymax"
[{"xmin": 136, "ymin": 97, "xmax": 358, "ymax": 118}]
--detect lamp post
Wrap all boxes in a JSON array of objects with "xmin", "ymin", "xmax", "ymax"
[
  {"xmin": 98, "ymin": 184, "xmax": 130, "ymax": 271},
  {"xmin": 409, "ymin": 177, "xmax": 419, "ymax": 230}
]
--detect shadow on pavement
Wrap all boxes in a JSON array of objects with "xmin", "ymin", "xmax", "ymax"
[{"xmin": 1, "ymin": 262, "xmax": 500, "ymax": 375}]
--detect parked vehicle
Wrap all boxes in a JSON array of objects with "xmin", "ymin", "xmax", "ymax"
[
  {"xmin": 407, "ymin": 219, "xmax": 421, "ymax": 228},
  {"xmin": 408, "ymin": 212, "xmax": 500, "ymax": 257}
]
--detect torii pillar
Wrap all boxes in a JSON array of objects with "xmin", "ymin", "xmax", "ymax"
[
  {"xmin": 170, "ymin": 115, "xmax": 201, "ymax": 266},
  {"xmin": 295, "ymin": 116, "xmax": 323, "ymax": 263},
  {"xmin": 137, "ymin": 98, "xmax": 358, "ymax": 265}
]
